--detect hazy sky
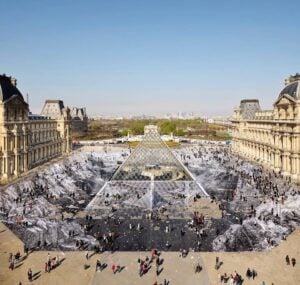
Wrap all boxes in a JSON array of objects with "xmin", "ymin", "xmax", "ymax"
[{"xmin": 1, "ymin": 0, "xmax": 299, "ymax": 117}]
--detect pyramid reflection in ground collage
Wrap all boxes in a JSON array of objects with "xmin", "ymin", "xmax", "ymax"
[{"xmin": 87, "ymin": 125, "xmax": 208, "ymax": 218}]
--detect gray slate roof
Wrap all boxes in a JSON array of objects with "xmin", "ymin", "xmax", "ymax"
[{"xmin": 0, "ymin": 74, "xmax": 24, "ymax": 102}]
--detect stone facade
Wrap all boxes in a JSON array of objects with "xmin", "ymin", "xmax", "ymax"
[
  {"xmin": 231, "ymin": 73, "xmax": 300, "ymax": 183},
  {"xmin": 42, "ymin": 101, "xmax": 88, "ymax": 135},
  {"xmin": 0, "ymin": 75, "xmax": 71, "ymax": 184},
  {"xmin": 70, "ymin": 107, "xmax": 88, "ymax": 134}
]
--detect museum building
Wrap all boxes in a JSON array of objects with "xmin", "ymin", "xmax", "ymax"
[
  {"xmin": 231, "ymin": 73, "xmax": 300, "ymax": 183},
  {"xmin": 0, "ymin": 74, "xmax": 72, "ymax": 184}
]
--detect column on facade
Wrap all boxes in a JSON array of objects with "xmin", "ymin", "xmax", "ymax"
[
  {"xmin": 296, "ymin": 156, "xmax": 300, "ymax": 178},
  {"xmin": 14, "ymin": 133, "xmax": 19, "ymax": 176},
  {"xmin": 3, "ymin": 135, "xmax": 7, "ymax": 176},
  {"xmin": 264, "ymin": 147, "xmax": 268, "ymax": 164},
  {"xmin": 282, "ymin": 153, "xmax": 288, "ymax": 174},
  {"xmin": 274, "ymin": 150, "xmax": 281, "ymax": 171},
  {"xmin": 287, "ymin": 134, "xmax": 292, "ymax": 152},
  {"xmin": 286, "ymin": 154, "xmax": 291, "ymax": 174}
]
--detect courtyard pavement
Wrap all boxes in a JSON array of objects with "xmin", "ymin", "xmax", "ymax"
[{"xmin": 0, "ymin": 222, "xmax": 299, "ymax": 285}]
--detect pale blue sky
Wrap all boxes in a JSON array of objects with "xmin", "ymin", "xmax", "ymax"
[{"xmin": 0, "ymin": 0, "xmax": 299, "ymax": 116}]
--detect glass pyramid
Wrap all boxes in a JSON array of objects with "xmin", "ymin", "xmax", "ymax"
[
  {"xmin": 112, "ymin": 125, "xmax": 193, "ymax": 181},
  {"xmin": 87, "ymin": 125, "xmax": 208, "ymax": 218}
]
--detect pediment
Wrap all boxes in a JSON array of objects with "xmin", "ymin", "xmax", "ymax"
[
  {"xmin": 4, "ymin": 94, "xmax": 28, "ymax": 107},
  {"xmin": 274, "ymin": 94, "xmax": 296, "ymax": 107}
]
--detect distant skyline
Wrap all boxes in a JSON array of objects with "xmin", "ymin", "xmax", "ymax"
[{"xmin": 1, "ymin": 0, "xmax": 299, "ymax": 117}]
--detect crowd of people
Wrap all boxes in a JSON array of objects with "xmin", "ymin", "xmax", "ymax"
[{"xmin": 1, "ymin": 144, "xmax": 299, "ymax": 284}]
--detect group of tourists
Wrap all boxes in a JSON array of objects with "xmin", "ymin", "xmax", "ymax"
[
  {"xmin": 245, "ymin": 268, "xmax": 258, "ymax": 279},
  {"xmin": 45, "ymin": 252, "xmax": 61, "ymax": 273},
  {"xmin": 137, "ymin": 249, "xmax": 164, "ymax": 277},
  {"xmin": 218, "ymin": 271, "xmax": 244, "ymax": 284},
  {"xmin": 8, "ymin": 251, "xmax": 21, "ymax": 270}
]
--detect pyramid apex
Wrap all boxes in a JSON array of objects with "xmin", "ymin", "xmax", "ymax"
[{"xmin": 144, "ymin": 125, "xmax": 159, "ymax": 135}]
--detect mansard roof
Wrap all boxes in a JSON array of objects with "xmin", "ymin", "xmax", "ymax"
[
  {"xmin": 0, "ymin": 74, "xmax": 24, "ymax": 102},
  {"xmin": 279, "ymin": 75, "xmax": 300, "ymax": 100}
]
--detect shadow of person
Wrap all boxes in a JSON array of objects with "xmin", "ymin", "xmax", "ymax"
[
  {"xmin": 157, "ymin": 267, "xmax": 164, "ymax": 276},
  {"xmin": 100, "ymin": 263, "xmax": 107, "ymax": 271},
  {"xmin": 14, "ymin": 263, "xmax": 23, "ymax": 269},
  {"xmin": 32, "ymin": 271, "xmax": 41, "ymax": 281},
  {"xmin": 89, "ymin": 251, "xmax": 96, "ymax": 259},
  {"xmin": 19, "ymin": 255, "xmax": 28, "ymax": 262},
  {"xmin": 217, "ymin": 261, "xmax": 223, "ymax": 270},
  {"xmin": 84, "ymin": 264, "xmax": 90, "ymax": 270}
]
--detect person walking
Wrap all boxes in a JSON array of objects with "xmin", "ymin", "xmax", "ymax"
[
  {"xmin": 27, "ymin": 268, "xmax": 33, "ymax": 282},
  {"xmin": 246, "ymin": 268, "xmax": 252, "ymax": 279},
  {"xmin": 286, "ymin": 255, "xmax": 290, "ymax": 265},
  {"xmin": 215, "ymin": 256, "xmax": 219, "ymax": 269},
  {"xmin": 252, "ymin": 269, "xmax": 257, "ymax": 279},
  {"xmin": 9, "ymin": 260, "xmax": 14, "ymax": 270},
  {"xmin": 96, "ymin": 260, "xmax": 101, "ymax": 271},
  {"xmin": 47, "ymin": 259, "xmax": 51, "ymax": 272},
  {"xmin": 156, "ymin": 263, "xmax": 159, "ymax": 276},
  {"xmin": 56, "ymin": 255, "xmax": 60, "ymax": 267},
  {"xmin": 112, "ymin": 264, "xmax": 116, "ymax": 274},
  {"xmin": 291, "ymin": 257, "xmax": 296, "ymax": 267}
]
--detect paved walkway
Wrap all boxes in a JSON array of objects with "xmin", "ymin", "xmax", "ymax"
[
  {"xmin": 91, "ymin": 252, "xmax": 210, "ymax": 285},
  {"xmin": 202, "ymin": 229, "xmax": 300, "ymax": 284},
  {"xmin": 0, "ymin": 222, "xmax": 299, "ymax": 285}
]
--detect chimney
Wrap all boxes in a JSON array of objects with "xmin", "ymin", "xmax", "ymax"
[
  {"xmin": 10, "ymin": 77, "xmax": 17, "ymax": 87},
  {"xmin": 285, "ymin": 73, "xmax": 300, "ymax": 85}
]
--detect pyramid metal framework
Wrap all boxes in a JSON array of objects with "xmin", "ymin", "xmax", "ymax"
[
  {"xmin": 111, "ymin": 125, "xmax": 193, "ymax": 181},
  {"xmin": 87, "ymin": 125, "xmax": 208, "ymax": 217}
]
